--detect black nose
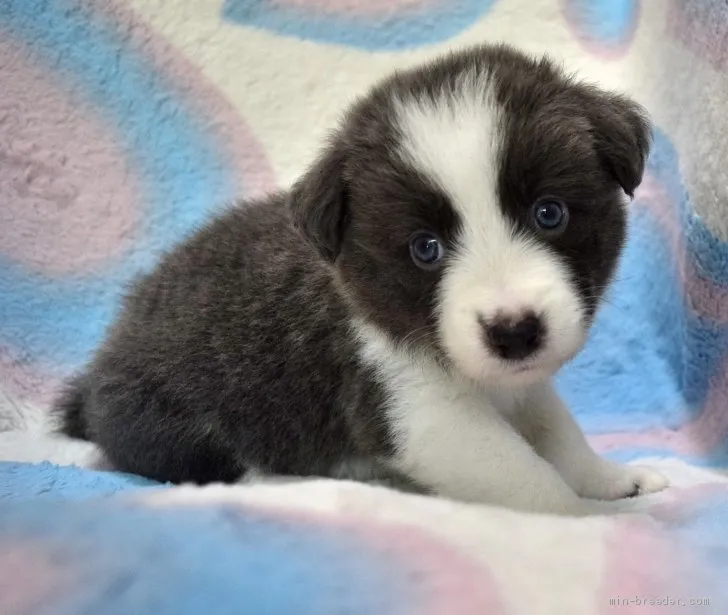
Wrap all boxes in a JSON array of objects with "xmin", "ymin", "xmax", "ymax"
[{"xmin": 483, "ymin": 314, "xmax": 544, "ymax": 361}]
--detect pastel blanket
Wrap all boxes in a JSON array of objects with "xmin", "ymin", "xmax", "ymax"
[
  {"xmin": 2, "ymin": 0, "xmax": 728, "ymax": 613},
  {"xmin": 1, "ymin": 459, "xmax": 728, "ymax": 615}
]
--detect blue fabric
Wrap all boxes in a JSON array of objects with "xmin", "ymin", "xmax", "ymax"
[
  {"xmin": 0, "ymin": 468, "xmax": 416, "ymax": 615},
  {"xmin": 0, "ymin": 461, "xmax": 161, "ymax": 502}
]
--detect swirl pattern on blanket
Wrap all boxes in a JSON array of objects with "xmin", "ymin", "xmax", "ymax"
[
  {"xmin": 0, "ymin": 0, "xmax": 274, "ymax": 389},
  {"xmin": 222, "ymin": 0, "xmax": 498, "ymax": 49},
  {"xmin": 562, "ymin": 0, "xmax": 640, "ymax": 58}
]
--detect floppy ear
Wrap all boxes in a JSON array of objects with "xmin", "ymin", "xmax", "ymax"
[
  {"xmin": 287, "ymin": 141, "xmax": 349, "ymax": 262},
  {"xmin": 583, "ymin": 89, "xmax": 652, "ymax": 197}
]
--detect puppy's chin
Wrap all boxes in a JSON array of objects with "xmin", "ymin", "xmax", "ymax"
[
  {"xmin": 453, "ymin": 358, "xmax": 556, "ymax": 388},
  {"xmin": 490, "ymin": 359, "xmax": 563, "ymax": 387}
]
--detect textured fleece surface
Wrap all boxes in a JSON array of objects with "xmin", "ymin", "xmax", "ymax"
[
  {"xmin": 1, "ymin": 458, "xmax": 728, "ymax": 615},
  {"xmin": 2, "ymin": 1, "xmax": 728, "ymax": 613}
]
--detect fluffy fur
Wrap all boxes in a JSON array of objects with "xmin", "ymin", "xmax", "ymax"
[{"xmin": 55, "ymin": 44, "xmax": 668, "ymax": 514}]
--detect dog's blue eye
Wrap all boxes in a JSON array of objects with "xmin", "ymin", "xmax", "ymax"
[
  {"xmin": 533, "ymin": 199, "xmax": 568, "ymax": 231},
  {"xmin": 410, "ymin": 233, "xmax": 444, "ymax": 268}
]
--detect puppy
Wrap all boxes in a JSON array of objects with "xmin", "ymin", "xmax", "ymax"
[{"xmin": 55, "ymin": 44, "xmax": 668, "ymax": 515}]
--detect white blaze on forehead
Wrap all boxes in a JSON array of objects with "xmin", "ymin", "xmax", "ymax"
[
  {"xmin": 393, "ymin": 70, "xmax": 505, "ymax": 240},
  {"xmin": 393, "ymin": 71, "xmax": 525, "ymax": 281},
  {"xmin": 392, "ymin": 72, "xmax": 586, "ymax": 382}
]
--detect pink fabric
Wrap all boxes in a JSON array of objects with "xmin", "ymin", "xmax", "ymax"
[
  {"xmin": 0, "ymin": 544, "xmax": 75, "ymax": 615},
  {"xmin": 600, "ymin": 517, "xmax": 681, "ymax": 615},
  {"xmin": 0, "ymin": 34, "xmax": 140, "ymax": 276}
]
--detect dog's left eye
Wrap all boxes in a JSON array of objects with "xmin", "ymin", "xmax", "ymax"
[
  {"xmin": 409, "ymin": 233, "xmax": 444, "ymax": 268},
  {"xmin": 533, "ymin": 198, "xmax": 568, "ymax": 232}
]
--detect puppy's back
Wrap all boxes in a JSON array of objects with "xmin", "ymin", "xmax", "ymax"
[{"xmin": 57, "ymin": 197, "xmax": 360, "ymax": 483}]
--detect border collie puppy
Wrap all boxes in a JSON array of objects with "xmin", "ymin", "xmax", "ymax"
[{"xmin": 56, "ymin": 44, "xmax": 668, "ymax": 515}]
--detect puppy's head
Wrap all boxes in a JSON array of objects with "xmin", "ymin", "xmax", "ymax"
[{"xmin": 289, "ymin": 44, "xmax": 651, "ymax": 385}]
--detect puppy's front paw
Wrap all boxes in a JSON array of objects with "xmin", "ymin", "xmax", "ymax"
[
  {"xmin": 579, "ymin": 462, "xmax": 669, "ymax": 501},
  {"xmin": 619, "ymin": 465, "xmax": 670, "ymax": 497},
  {"xmin": 605, "ymin": 464, "xmax": 669, "ymax": 500}
]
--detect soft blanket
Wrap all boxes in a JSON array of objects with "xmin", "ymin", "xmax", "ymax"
[
  {"xmin": 2, "ymin": 0, "xmax": 728, "ymax": 613},
  {"xmin": 1, "ymin": 459, "xmax": 728, "ymax": 615}
]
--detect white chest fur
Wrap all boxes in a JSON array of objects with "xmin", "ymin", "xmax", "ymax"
[
  {"xmin": 353, "ymin": 320, "xmax": 669, "ymax": 515},
  {"xmin": 355, "ymin": 321, "xmax": 529, "ymax": 498}
]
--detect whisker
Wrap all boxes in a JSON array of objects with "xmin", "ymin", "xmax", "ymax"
[{"xmin": 400, "ymin": 325, "xmax": 436, "ymax": 346}]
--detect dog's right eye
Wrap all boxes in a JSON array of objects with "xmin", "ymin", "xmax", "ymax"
[
  {"xmin": 532, "ymin": 198, "xmax": 569, "ymax": 233},
  {"xmin": 409, "ymin": 233, "xmax": 444, "ymax": 269}
]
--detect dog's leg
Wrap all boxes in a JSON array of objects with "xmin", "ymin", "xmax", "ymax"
[
  {"xmin": 517, "ymin": 383, "xmax": 669, "ymax": 500},
  {"xmin": 389, "ymin": 401, "xmax": 622, "ymax": 515},
  {"xmin": 239, "ymin": 459, "xmax": 431, "ymax": 494},
  {"xmin": 326, "ymin": 457, "xmax": 432, "ymax": 494}
]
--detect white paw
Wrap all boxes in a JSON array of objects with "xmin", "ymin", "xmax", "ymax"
[
  {"xmin": 627, "ymin": 465, "xmax": 670, "ymax": 496},
  {"xmin": 580, "ymin": 463, "xmax": 670, "ymax": 501}
]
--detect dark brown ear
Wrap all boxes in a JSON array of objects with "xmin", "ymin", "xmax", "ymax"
[
  {"xmin": 582, "ymin": 88, "xmax": 652, "ymax": 197},
  {"xmin": 287, "ymin": 141, "xmax": 349, "ymax": 262}
]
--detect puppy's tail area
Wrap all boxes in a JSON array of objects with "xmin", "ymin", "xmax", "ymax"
[{"xmin": 53, "ymin": 375, "xmax": 91, "ymax": 440}]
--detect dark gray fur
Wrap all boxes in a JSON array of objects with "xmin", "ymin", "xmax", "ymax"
[{"xmin": 55, "ymin": 44, "xmax": 651, "ymax": 485}]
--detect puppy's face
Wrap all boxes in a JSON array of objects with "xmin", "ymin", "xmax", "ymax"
[{"xmin": 289, "ymin": 45, "xmax": 650, "ymax": 385}]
